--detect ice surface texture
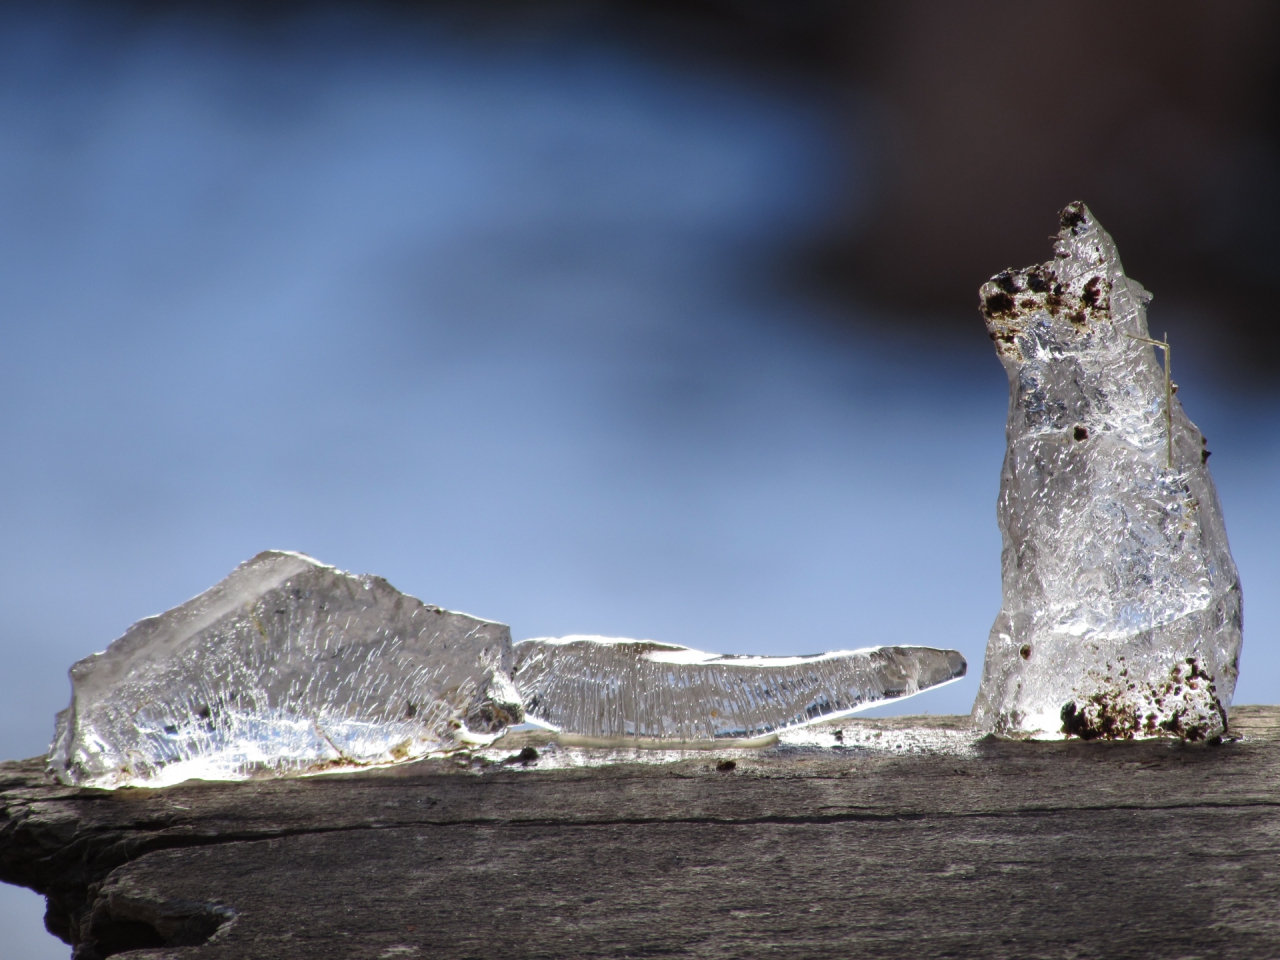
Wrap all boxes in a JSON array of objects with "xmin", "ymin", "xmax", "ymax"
[
  {"xmin": 972, "ymin": 203, "xmax": 1242, "ymax": 740},
  {"xmin": 515, "ymin": 636, "xmax": 966, "ymax": 741},
  {"xmin": 49, "ymin": 552, "xmax": 967, "ymax": 788},
  {"xmin": 49, "ymin": 551, "xmax": 522, "ymax": 788}
]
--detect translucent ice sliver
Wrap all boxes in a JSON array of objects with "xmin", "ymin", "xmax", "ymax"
[
  {"xmin": 972, "ymin": 203, "xmax": 1243, "ymax": 740},
  {"xmin": 515, "ymin": 636, "xmax": 967, "ymax": 742},
  {"xmin": 48, "ymin": 552, "xmax": 967, "ymax": 787}
]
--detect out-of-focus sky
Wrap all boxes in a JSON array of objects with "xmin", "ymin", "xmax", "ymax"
[{"xmin": 2, "ymin": 3, "xmax": 1278, "ymax": 954}]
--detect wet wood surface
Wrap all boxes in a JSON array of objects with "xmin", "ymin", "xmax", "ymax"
[{"xmin": 3, "ymin": 707, "xmax": 1279, "ymax": 959}]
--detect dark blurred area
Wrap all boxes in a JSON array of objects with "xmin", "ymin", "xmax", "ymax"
[
  {"xmin": 681, "ymin": 0, "xmax": 1280, "ymax": 383},
  {"xmin": 349, "ymin": 0, "xmax": 1280, "ymax": 382},
  {"xmin": 62, "ymin": 0, "xmax": 1280, "ymax": 386},
  {"xmin": 803, "ymin": 1, "xmax": 1280, "ymax": 385}
]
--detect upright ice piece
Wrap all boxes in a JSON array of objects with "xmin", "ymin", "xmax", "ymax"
[
  {"xmin": 49, "ymin": 551, "xmax": 522, "ymax": 788},
  {"xmin": 973, "ymin": 203, "xmax": 1242, "ymax": 740},
  {"xmin": 515, "ymin": 636, "xmax": 966, "ymax": 741}
]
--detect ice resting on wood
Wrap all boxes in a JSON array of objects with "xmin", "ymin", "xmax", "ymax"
[
  {"xmin": 48, "ymin": 552, "xmax": 966, "ymax": 788},
  {"xmin": 515, "ymin": 636, "xmax": 966, "ymax": 743},
  {"xmin": 49, "ymin": 551, "xmax": 524, "ymax": 789},
  {"xmin": 972, "ymin": 202, "xmax": 1242, "ymax": 741}
]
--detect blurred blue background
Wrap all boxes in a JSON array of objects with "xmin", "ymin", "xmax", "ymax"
[{"xmin": 2, "ymin": 3, "xmax": 1278, "ymax": 955}]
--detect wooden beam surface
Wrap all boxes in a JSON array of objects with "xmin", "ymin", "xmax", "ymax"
[{"xmin": 3, "ymin": 708, "xmax": 1279, "ymax": 959}]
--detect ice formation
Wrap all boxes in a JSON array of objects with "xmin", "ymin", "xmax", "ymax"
[
  {"xmin": 49, "ymin": 552, "xmax": 968, "ymax": 788},
  {"xmin": 972, "ymin": 202, "xmax": 1242, "ymax": 740},
  {"xmin": 514, "ymin": 636, "xmax": 966, "ymax": 741},
  {"xmin": 50, "ymin": 551, "xmax": 522, "ymax": 788}
]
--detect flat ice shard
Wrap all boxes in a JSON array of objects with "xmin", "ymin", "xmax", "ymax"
[
  {"xmin": 514, "ymin": 636, "xmax": 966, "ymax": 741},
  {"xmin": 49, "ymin": 551, "xmax": 522, "ymax": 788},
  {"xmin": 48, "ymin": 553, "xmax": 967, "ymax": 785},
  {"xmin": 972, "ymin": 203, "xmax": 1242, "ymax": 740}
]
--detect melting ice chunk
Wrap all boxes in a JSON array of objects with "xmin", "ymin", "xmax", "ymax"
[
  {"xmin": 972, "ymin": 203, "xmax": 1243, "ymax": 740},
  {"xmin": 514, "ymin": 636, "xmax": 967, "ymax": 741},
  {"xmin": 47, "ymin": 551, "xmax": 968, "ymax": 788},
  {"xmin": 49, "ymin": 551, "xmax": 521, "ymax": 788}
]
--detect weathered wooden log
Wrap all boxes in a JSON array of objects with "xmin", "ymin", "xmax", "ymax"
[{"xmin": 4, "ymin": 708, "xmax": 1280, "ymax": 959}]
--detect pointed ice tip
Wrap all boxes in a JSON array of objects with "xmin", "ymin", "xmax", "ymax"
[{"xmin": 1058, "ymin": 201, "xmax": 1091, "ymax": 234}]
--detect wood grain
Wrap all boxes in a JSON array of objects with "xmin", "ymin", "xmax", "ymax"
[{"xmin": 3, "ymin": 708, "xmax": 1279, "ymax": 959}]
